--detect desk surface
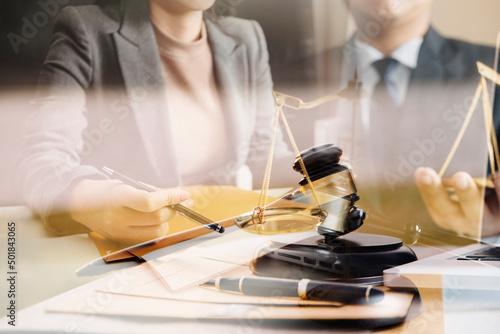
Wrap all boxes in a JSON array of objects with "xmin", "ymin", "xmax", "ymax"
[
  {"xmin": 1, "ymin": 205, "xmax": 500, "ymax": 333},
  {"xmin": 0, "ymin": 206, "xmax": 106, "ymax": 310}
]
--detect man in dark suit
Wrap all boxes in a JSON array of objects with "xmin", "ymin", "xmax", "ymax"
[{"xmin": 275, "ymin": 0, "xmax": 500, "ymax": 240}]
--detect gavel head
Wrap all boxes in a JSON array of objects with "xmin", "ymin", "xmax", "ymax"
[
  {"xmin": 293, "ymin": 144, "xmax": 344, "ymax": 184},
  {"xmin": 293, "ymin": 144, "xmax": 365, "ymax": 242}
]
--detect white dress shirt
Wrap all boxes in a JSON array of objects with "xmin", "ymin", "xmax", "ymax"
[
  {"xmin": 348, "ymin": 35, "xmax": 424, "ymax": 107},
  {"xmin": 315, "ymin": 35, "xmax": 424, "ymax": 149},
  {"xmin": 315, "ymin": 35, "xmax": 424, "ymax": 179}
]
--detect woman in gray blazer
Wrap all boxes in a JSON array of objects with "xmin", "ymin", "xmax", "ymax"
[{"xmin": 17, "ymin": 0, "xmax": 292, "ymax": 243}]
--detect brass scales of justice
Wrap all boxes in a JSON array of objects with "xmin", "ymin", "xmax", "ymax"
[{"xmin": 234, "ymin": 73, "xmax": 416, "ymax": 280}]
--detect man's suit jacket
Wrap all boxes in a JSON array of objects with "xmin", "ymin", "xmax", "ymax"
[
  {"xmin": 274, "ymin": 26, "xmax": 498, "ymax": 228},
  {"xmin": 17, "ymin": 0, "xmax": 291, "ymax": 223}
]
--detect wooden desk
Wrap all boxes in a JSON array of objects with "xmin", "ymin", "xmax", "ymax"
[
  {"xmin": 1, "ymin": 205, "xmax": 500, "ymax": 333},
  {"xmin": 0, "ymin": 206, "xmax": 106, "ymax": 311}
]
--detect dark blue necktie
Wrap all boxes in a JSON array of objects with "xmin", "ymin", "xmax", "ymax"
[
  {"xmin": 372, "ymin": 58, "xmax": 397, "ymax": 108},
  {"xmin": 367, "ymin": 58, "xmax": 400, "ymax": 188}
]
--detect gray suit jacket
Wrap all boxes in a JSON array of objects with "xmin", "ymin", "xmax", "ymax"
[{"xmin": 17, "ymin": 0, "xmax": 291, "ymax": 229}]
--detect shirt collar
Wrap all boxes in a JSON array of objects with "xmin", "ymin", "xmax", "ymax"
[{"xmin": 353, "ymin": 35, "xmax": 424, "ymax": 70}]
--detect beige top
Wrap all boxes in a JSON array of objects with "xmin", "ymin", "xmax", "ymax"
[{"xmin": 152, "ymin": 17, "xmax": 227, "ymax": 184}]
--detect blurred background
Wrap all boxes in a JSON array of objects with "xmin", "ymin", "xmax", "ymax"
[{"xmin": 1, "ymin": 0, "xmax": 500, "ymax": 206}]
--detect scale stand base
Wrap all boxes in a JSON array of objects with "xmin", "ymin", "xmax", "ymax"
[{"xmin": 250, "ymin": 233, "xmax": 417, "ymax": 283}]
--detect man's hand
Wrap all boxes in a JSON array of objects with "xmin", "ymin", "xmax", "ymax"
[
  {"xmin": 67, "ymin": 179, "xmax": 192, "ymax": 244},
  {"xmin": 414, "ymin": 167, "xmax": 500, "ymax": 238}
]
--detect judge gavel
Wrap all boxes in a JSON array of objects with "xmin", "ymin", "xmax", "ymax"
[
  {"xmin": 234, "ymin": 144, "xmax": 365, "ymax": 245},
  {"xmin": 292, "ymin": 144, "xmax": 365, "ymax": 244}
]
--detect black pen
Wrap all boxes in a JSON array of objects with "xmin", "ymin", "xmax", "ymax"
[
  {"xmin": 201, "ymin": 276, "xmax": 384, "ymax": 304},
  {"xmin": 102, "ymin": 166, "xmax": 224, "ymax": 233}
]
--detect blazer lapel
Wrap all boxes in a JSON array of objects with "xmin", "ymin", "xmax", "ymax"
[
  {"xmin": 405, "ymin": 26, "xmax": 448, "ymax": 111},
  {"xmin": 112, "ymin": 1, "xmax": 180, "ymax": 186},
  {"xmin": 205, "ymin": 18, "xmax": 248, "ymax": 165},
  {"xmin": 400, "ymin": 27, "xmax": 452, "ymax": 140}
]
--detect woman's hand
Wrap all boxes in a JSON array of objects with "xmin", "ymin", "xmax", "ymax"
[
  {"xmin": 414, "ymin": 167, "xmax": 500, "ymax": 238},
  {"xmin": 67, "ymin": 179, "xmax": 192, "ymax": 244}
]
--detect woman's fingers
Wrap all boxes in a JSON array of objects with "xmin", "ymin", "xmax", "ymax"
[
  {"xmin": 111, "ymin": 184, "xmax": 191, "ymax": 212},
  {"xmin": 119, "ymin": 206, "xmax": 178, "ymax": 227},
  {"xmin": 106, "ymin": 222, "xmax": 170, "ymax": 245},
  {"xmin": 68, "ymin": 179, "xmax": 194, "ymax": 244}
]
